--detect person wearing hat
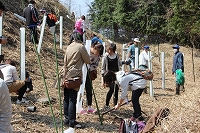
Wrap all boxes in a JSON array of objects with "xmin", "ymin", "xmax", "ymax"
[
  {"xmin": 139, "ymin": 45, "xmax": 150, "ymax": 70},
  {"xmin": 39, "ymin": 8, "xmax": 59, "ymax": 42},
  {"xmin": 126, "ymin": 38, "xmax": 140, "ymax": 71},
  {"xmin": 23, "ymin": 0, "xmax": 40, "ymax": 44},
  {"xmin": 172, "ymin": 44, "xmax": 184, "ymax": 95}
]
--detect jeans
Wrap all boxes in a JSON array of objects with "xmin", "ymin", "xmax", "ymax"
[
  {"xmin": 28, "ymin": 26, "xmax": 38, "ymax": 43},
  {"xmin": 85, "ymin": 73, "xmax": 92, "ymax": 106},
  {"xmin": 106, "ymin": 82, "xmax": 119, "ymax": 106},
  {"xmin": 132, "ymin": 88, "xmax": 144, "ymax": 118},
  {"xmin": 63, "ymin": 88, "xmax": 78, "ymax": 128}
]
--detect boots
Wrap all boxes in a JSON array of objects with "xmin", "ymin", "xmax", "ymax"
[{"xmin": 176, "ymin": 84, "xmax": 180, "ymax": 95}]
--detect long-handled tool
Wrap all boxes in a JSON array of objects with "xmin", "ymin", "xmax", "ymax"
[{"xmin": 101, "ymin": 100, "xmax": 132, "ymax": 118}]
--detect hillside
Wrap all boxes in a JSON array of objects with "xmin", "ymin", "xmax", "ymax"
[{"xmin": 1, "ymin": 0, "xmax": 200, "ymax": 133}]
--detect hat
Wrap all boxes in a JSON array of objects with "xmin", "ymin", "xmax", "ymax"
[
  {"xmin": 133, "ymin": 38, "xmax": 140, "ymax": 43},
  {"xmin": 172, "ymin": 44, "xmax": 180, "ymax": 49},
  {"xmin": 39, "ymin": 8, "xmax": 46, "ymax": 12},
  {"xmin": 144, "ymin": 45, "xmax": 149, "ymax": 50}
]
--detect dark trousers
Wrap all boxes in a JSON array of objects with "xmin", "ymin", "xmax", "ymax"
[
  {"xmin": 29, "ymin": 26, "xmax": 38, "ymax": 44},
  {"xmin": 18, "ymin": 82, "xmax": 27, "ymax": 100},
  {"xmin": 132, "ymin": 89, "xmax": 144, "ymax": 118},
  {"xmin": 106, "ymin": 82, "xmax": 119, "ymax": 106},
  {"xmin": 63, "ymin": 88, "xmax": 78, "ymax": 128},
  {"xmin": 85, "ymin": 73, "xmax": 92, "ymax": 106}
]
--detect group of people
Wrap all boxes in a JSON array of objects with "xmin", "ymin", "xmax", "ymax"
[
  {"xmin": 62, "ymin": 31, "xmax": 149, "ymax": 130},
  {"xmin": 23, "ymin": 0, "xmax": 59, "ymax": 44},
  {"xmin": 0, "ymin": 1, "xmax": 34, "ymax": 132},
  {"xmin": 62, "ymin": 30, "xmax": 184, "ymax": 131},
  {"xmin": 0, "ymin": 0, "xmax": 185, "ymax": 132}
]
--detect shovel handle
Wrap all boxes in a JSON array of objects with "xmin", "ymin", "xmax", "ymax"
[{"xmin": 101, "ymin": 100, "xmax": 132, "ymax": 116}]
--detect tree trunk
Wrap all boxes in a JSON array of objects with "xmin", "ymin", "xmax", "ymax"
[{"xmin": 113, "ymin": 22, "xmax": 119, "ymax": 40}]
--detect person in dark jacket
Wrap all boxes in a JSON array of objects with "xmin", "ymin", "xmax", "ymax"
[
  {"xmin": 172, "ymin": 44, "xmax": 184, "ymax": 95},
  {"xmin": 23, "ymin": 0, "xmax": 40, "ymax": 44}
]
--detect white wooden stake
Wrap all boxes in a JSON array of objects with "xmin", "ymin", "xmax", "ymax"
[
  {"xmin": 37, "ymin": 15, "xmax": 47, "ymax": 53},
  {"xmin": 122, "ymin": 44, "xmax": 128, "ymax": 71},
  {"xmin": 59, "ymin": 16, "xmax": 63, "ymax": 49},
  {"xmin": 76, "ymin": 40, "xmax": 91, "ymax": 113},
  {"xmin": 161, "ymin": 52, "xmax": 165, "ymax": 89},
  {"xmin": 135, "ymin": 47, "xmax": 139, "ymax": 69},
  {"xmin": 20, "ymin": 27, "xmax": 26, "ymax": 80},
  {"xmin": 0, "ymin": 15, "xmax": 3, "ymax": 54},
  {"xmin": 148, "ymin": 51, "xmax": 154, "ymax": 97}
]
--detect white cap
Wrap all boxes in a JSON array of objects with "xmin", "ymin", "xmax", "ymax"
[{"xmin": 134, "ymin": 38, "xmax": 140, "ymax": 42}]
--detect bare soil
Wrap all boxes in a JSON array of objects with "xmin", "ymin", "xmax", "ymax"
[{"xmin": 1, "ymin": 0, "xmax": 200, "ymax": 133}]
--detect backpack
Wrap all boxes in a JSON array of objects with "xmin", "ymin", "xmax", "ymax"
[
  {"xmin": 119, "ymin": 118, "xmax": 138, "ymax": 133},
  {"xmin": 175, "ymin": 69, "xmax": 185, "ymax": 85},
  {"xmin": 130, "ymin": 69, "xmax": 153, "ymax": 80},
  {"xmin": 141, "ymin": 108, "xmax": 170, "ymax": 133},
  {"xmin": 75, "ymin": 19, "xmax": 83, "ymax": 29},
  {"xmin": 47, "ymin": 13, "xmax": 57, "ymax": 22}
]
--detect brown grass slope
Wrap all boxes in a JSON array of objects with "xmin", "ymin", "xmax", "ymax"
[{"xmin": 1, "ymin": 0, "xmax": 200, "ymax": 133}]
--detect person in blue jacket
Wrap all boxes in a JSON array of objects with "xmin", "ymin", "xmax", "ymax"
[
  {"xmin": 172, "ymin": 44, "xmax": 184, "ymax": 95},
  {"xmin": 91, "ymin": 34, "xmax": 103, "ymax": 44}
]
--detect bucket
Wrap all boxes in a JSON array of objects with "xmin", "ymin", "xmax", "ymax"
[{"xmin": 27, "ymin": 106, "xmax": 36, "ymax": 112}]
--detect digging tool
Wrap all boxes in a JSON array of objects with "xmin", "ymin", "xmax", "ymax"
[
  {"xmin": 101, "ymin": 100, "xmax": 132, "ymax": 118},
  {"xmin": 101, "ymin": 99, "xmax": 148, "ymax": 120}
]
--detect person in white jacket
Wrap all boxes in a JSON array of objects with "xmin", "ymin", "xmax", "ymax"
[
  {"xmin": 139, "ymin": 45, "xmax": 150, "ymax": 70},
  {"xmin": 1, "ymin": 59, "xmax": 28, "ymax": 104},
  {"xmin": 103, "ymin": 70, "xmax": 149, "ymax": 121}
]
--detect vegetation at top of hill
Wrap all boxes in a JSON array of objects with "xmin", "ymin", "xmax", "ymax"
[{"xmin": 89, "ymin": 0, "xmax": 200, "ymax": 48}]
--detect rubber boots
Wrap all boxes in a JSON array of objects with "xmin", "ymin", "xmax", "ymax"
[{"xmin": 176, "ymin": 84, "xmax": 180, "ymax": 95}]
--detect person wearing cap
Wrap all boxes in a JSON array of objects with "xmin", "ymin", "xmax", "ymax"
[
  {"xmin": 139, "ymin": 45, "xmax": 150, "ymax": 70},
  {"xmin": 23, "ymin": 0, "xmax": 40, "ymax": 44},
  {"xmin": 126, "ymin": 38, "xmax": 140, "ymax": 71},
  {"xmin": 103, "ymin": 70, "xmax": 148, "ymax": 121},
  {"xmin": 39, "ymin": 8, "xmax": 59, "ymax": 42},
  {"xmin": 172, "ymin": 44, "xmax": 184, "ymax": 95}
]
